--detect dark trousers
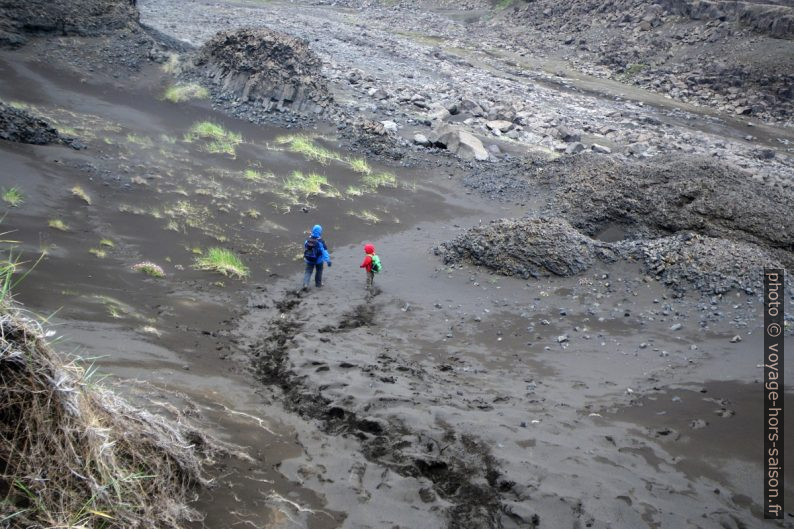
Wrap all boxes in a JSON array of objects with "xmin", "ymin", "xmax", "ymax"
[{"xmin": 303, "ymin": 262, "xmax": 323, "ymax": 287}]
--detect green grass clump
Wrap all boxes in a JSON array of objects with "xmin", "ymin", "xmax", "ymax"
[
  {"xmin": 132, "ymin": 261, "xmax": 165, "ymax": 278},
  {"xmin": 126, "ymin": 134, "xmax": 154, "ymax": 148},
  {"xmin": 163, "ymin": 83, "xmax": 209, "ymax": 103},
  {"xmin": 346, "ymin": 186, "xmax": 364, "ymax": 197},
  {"xmin": 282, "ymin": 171, "xmax": 339, "ymax": 198},
  {"xmin": 186, "ymin": 121, "xmax": 227, "ymax": 140},
  {"xmin": 349, "ymin": 157, "xmax": 372, "ymax": 175},
  {"xmin": 622, "ymin": 63, "xmax": 647, "ymax": 79},
  {"xmin": 244, "ymin": 209, "xmax": 261, "ymax": 219},
  {"xmin": 48, "ymin": 219, "xmax": 68, "ymax": 231},
  {"xmin": 161, "ymin": 53, "xmax": 181, "ymax": 74},
  {"xmin": 361, "ymin": 171, "xmax": 396, "ymax": 189},
  {"xmin": 2, "ymin": 187, "xmax": 24, "ymax": 207},
  {"xmin": 89, "ymin": 248, "xmax": 107, "ymax": 258},
  {"xmin": 194, "ymin": 248, "xmax": 249, "ymax": 279},
  {"xmin": 353, "ymin": 210, "xmax": 382, "ymax": 224},
  {"xmin": 243, "ymin": 168, "xmax": 274, "ymax": 182},
  {"xmin": 185, "ymin": 121, "xmax": 242, "ymax": 157},
  {"xmin": 99, "ymin": 238, "xmax": 115, "ymax": 248},
  {"xmin": 71, "ymin": 185, "xmax": 91, "ymax": 205},
  {"xmin": 276, "ymin": 134, "xmax": 343, "ymax": 165}
]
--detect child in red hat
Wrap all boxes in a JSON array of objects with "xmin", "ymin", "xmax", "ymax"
[{"xmin": 360, "ymin": 244, "xmax": 381, "ymax": 291}]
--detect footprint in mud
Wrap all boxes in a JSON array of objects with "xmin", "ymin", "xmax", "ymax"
[
  {"xmin": 318, "ymin": 303, "xmax": 376, "ymax": 333},
  {"xmin": 349, "ymin": 461, "xmax": 371, "ymax": 502}
]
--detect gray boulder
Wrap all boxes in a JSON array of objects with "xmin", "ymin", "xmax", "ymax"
[{"xmin": 430, "ymin": 125, "xmax": 489, "ymax": 161}]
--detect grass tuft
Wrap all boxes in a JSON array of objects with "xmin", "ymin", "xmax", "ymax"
[
  {"xmin": 161, "ymin": 53, "xmax": 182, "ymax": 74},
  {"xmin": 89, "ymin": 248, "xmax": 107, "ymax": 258},
  {"xmin": 243, "ymin": 168, "xmax": 274, "ymax": 182},
  {"xmin": 275, "ymin": 134, "xmax": 344, "ymax": 165},
  {"xmin": 132, "ymin": 261, "xmax": 166, "ymax": 278},
  {"xmin": 163, "ymin": 83, "xmax": 209, "ymax": 103},
  {"xmin": 48, "ymin": 219, "xmax": 68, "ymax": 231},
  {"xmin": 1, "ymin": 187, "xmax": 24, "ymax": 207},
  {"xmin": 361, "ymin": 171, "xmax": 396, "ymax": 189},
  {"xmin": 71, "ymin": 185, "xmax": 92, "ymax": 205},
  {"xmin": 353, "ymin": 210, "xmax": 382, "ymax": 224},
  {"xmin": 185, "ymin": 122, "xmax": 242, "ymax": 157},
  {"xmin": 126, "ymin": 134, "xmax": 154, "ymax": 148},
  {"xmin": 99, "ymin": 238, "xmax": 115, "ymax": 248},
  {"xmin": 349, "ymin": 157, "xmax": 372, "ymax": 175},
  {"xmin": 282, "ymin": 171, "xmax": 341, "ymax": 200},
  {"xmin": 193, "ymin": 248, "xmax": 249, "ymax": 279}
]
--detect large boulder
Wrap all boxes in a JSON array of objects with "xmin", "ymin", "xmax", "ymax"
[
  {"xmin": 430, "ymin": 124, "xmax": 489, "ymax": 161},
  {"xmin": 194, "ymin": 28, "xmax": 333, "ymax": 115}
]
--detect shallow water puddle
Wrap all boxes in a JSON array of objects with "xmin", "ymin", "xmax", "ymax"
[{"xmin": 606, "ymin": 381, "xmax": 794, "ymax": 513}]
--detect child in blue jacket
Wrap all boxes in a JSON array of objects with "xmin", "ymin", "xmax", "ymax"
[{"xmin": 303, "ymin": 224, "xmax": 331, "ymax": 289}]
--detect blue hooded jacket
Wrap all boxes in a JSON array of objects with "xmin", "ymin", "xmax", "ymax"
[{"xmin": 305, "ymin": 224, "xmax": 331, "ymax": 264}]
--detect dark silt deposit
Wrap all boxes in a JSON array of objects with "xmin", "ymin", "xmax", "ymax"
[
  {"xmin": 436, "ymin": 217, "xmax": 609, "ymax": 278},
  {"xmin": 194, "ymin": 28, "xmax": 334, "ymax": 115},
  {"xmin": 437, "ymin": 216, "xmax": 792, "ymax": 295},
  {"xmin": 548, "ymin": 154, "xmax": 794, "ymax": 250}
]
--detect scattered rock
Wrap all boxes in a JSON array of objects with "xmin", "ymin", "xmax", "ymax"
[
  {"xmin": 413, "ymin": 133, "xmax": 430, "ymax": 146},
  {"xmin": 486, "ymin": 120, "xmax": 513, "ymax": 133}
]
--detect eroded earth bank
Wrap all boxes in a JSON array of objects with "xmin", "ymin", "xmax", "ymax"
[{"xmin": 1, "ymin": 0, "xmax": 793, "ymax": 528}]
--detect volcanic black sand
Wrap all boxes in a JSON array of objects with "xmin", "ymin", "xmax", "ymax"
[{"xmin": 1, "ymin": 0, "xmax": 793, "ymax": 528}]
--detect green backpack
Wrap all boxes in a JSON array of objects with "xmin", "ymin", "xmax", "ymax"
[{"xmin": 371, "ymin": 254, "xmax": 382, "ymax": 273}]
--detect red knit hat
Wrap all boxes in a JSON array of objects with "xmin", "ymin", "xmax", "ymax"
[{"xmin": 364, "ymin": 244, "xmax": 375, "ymax": 254}]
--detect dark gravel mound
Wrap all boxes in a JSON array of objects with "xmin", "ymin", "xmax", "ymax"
[
  {"xmin": 0, "ymin": 0, "xmax": 139, "ymax": 48},
  {"xmin": 548, "ymin": 155, "xmax": 794, "ymax": 252},
  {"xmin": 436, "ymin": 217, "xmax": 610, "ymax": 278},
  {"xmin": 625, "ymin": 232, "xmax": 792, "ymax": 295},
  {"xmin": 0, "ymin": 102, "xmax": 79, "ymax": 147},
  {"xmin": 194, "ymin": 28, "xmax": 334, "ymax": 116}
]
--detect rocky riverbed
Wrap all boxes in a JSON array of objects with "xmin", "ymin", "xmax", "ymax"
[{"xmin": 1, "ymin": 0, "xmax": 793, "ymax": 528}]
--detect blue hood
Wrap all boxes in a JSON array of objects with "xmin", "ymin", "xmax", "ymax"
[{"xmin": 311, "ymin": 225, "xmax": 323, "ymax": 238}]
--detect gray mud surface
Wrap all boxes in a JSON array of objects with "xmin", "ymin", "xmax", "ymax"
[{"xmin": 1, "ymin": 0, "xmax": 793, "ymax": 528}]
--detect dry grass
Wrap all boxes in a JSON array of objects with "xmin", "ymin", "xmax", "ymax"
[
  {"xmin": 163, "ymin": 84, "xmax": 209, "ymax": 103},
  {"xmin": 71, "ymin": 185, "xmax": 92, "ymax": 205},
  {"xmin": 0, "ymin": 304, "xmax": 215, "ymax": 528},
  {"xmin": 48, "ymin": 219, "xmax": 68, "ymax": 232}
]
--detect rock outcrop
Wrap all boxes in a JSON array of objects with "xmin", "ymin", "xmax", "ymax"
[
  {"xmin": 0, "ymin": 0, "xmax": 139, "ymax": 48},
  {"xmin": 0, "ymin": 102, "xmax": 78, "ymax": 147},
  {"xmin": 194, "ymin": 28, "xmax": 333, "ymax": 116}
]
